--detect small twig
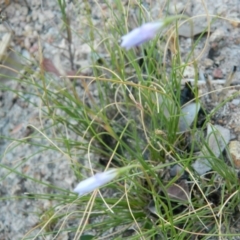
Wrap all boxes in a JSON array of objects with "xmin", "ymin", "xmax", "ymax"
[
  {"xmin": 181, "ymin": 78, "xmax": 226, "ymax": 85},
  {"xmin": 0, "ymin": 32, "xmax": 12, "ymax": 62},
  {"xmin": 205, "ymin": 74, "xmax": 218, "ymax": 102},
  {"xmin": 65, "ymin": 16, "xmax": 74, "ymax": 71},
  {"xmin": 218, "ymin": 66, "xmax": 237, "ymax": 102},
  {"xmin": 58, "ymin": 0, "xmax": 75, "ymax": 70}
]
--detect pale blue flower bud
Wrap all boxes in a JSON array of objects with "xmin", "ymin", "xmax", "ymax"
[
  {"xmin": 120, "ymin": 15, "xmax": 187, "ymax": 50},
  {"xmin": 121, "ymin": 21, "xmax": 164, "ymax": 50},
  {"xmin": 73, "ymin": 169, "xmax": 118, "ymax": 196}
]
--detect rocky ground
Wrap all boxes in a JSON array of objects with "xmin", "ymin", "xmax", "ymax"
[{"xmin": 0, "ymin": 0, "xmax": 240, "ymax": 239}]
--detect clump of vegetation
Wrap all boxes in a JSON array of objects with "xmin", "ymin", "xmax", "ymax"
[{"xmin": 1, "ymin": 0, "xmax": 240, "ymax": 239}]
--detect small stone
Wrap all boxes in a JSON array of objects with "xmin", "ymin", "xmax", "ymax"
[
  {"xmin": 166, "ymin": 180, "xmax": 189, "ymax": 201},
  {"xmin": 38, "ymin": 11, "xmax": 55, "ymax": 24},
  {"xmin": 229, "ymin": 141, "xmax": 240, "ymax": 168},
  {"xmin": 35, "ymin": 23, "xmax": 43, "ymax": 32},
  {"xmin": 230, "ymin": 18, "xmax": 240, "ymax": 28},
  {"xmin": 216, "ymin": 4, "xmax": 228, "ymax": 16},
  {"xmin": 24, "ymin": 25, "xmax": 33, "ymax": 36},
  {"xmin": 235, "ymin": 126, "xmax": 240, "ymax": 132},
  {"xmin": 192, "ymin": 124, "xmax": 230, "ymax": 175},
  {"xmin": 213, "ymin": 68, "xmax": 223, "ymax": 79},
  {"xmin": 170, "ymin": 164, "xmax": 188, "ymax": 179},
  {"xmin": 32, "ymin": 10, "xmax": 38, "ymax": 21},
  {"xmin": 179, "ymin": 102, "xmax": 200, "ymax": 132},
  {"xmin": 170, "ymin": 164, "xmax": 183, "ymax": 178},
  {"xmin": 19, "ymin": 6, "xmax": 29, "ymax": 16},
  {"xmin": 209, "ymin": 28, "xmax": 226, "ymax": 43},
  {"xmin": 214, "ymin": 55, "xmax": 225, "ymax": 62},
  {"xmin": 230, "ymin": 132, "xmax": 236, "ymax": 140},
  {"xmin": 232, "ymin": 99, "xmax": 240, "ymax": 105},
  {"xmin": 183, "ymin": 66, "xmax": 195, "ymax": 78},
  {"xmin": 203, "ymin": 58, "xmax": 214, "ymax": 68},
  {"xmin": 24, "ymin": 37, "xmax": 31, "ymax": 49},
  {"xmin": 21, "ymin": 49, "xmax": 32, "ymax": 62},
  {"xmin": 26, "ymin": 15, "xmax": 32, "ymax": 23},
  {"xmin": 229, "ymin": 103, "xmax": 236, "ymax": 110},
  {"xmin": 31, "ymin": 0, "xmax": 41, "ymax": 9},
  {"xmin": 169, "ymin": 2, "xmax": 184, "ymax": 14},
  {"xmin": 198, "ymin": 69, "xmax": 205, "ymax": 80}
]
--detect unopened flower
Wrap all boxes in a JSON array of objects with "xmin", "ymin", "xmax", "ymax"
[
  {"xmin": 120, "ymin": 15, "xmax": 187, "ymax": 50},
  {"xmin": 73, "ymin": 169, "xmax": 118, "ymax": 196},
  {"xmin": 121, "ymin": 21, "xmax": 164, "ymax": 50}
]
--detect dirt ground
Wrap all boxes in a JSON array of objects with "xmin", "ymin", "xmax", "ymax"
[{"xmin": 0, "ymin": 0, "xmax": 240, "ymax": 239}]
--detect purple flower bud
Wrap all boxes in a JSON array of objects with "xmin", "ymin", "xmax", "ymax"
[
  {"xmin": 73, "ymin": 169, "xmax": 118, "ymax": 196},
  {"xmin": 120, "ymin": 16, "xmax": 186, "ymax": 50},
  {"xmin": 121, "ymin": 21, "xmax": 164, "ymax": 50}
]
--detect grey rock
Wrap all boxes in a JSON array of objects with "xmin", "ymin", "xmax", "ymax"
[{"xmin": 192, "ymin": 124, "xmax": 230, "ymax": 175}]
